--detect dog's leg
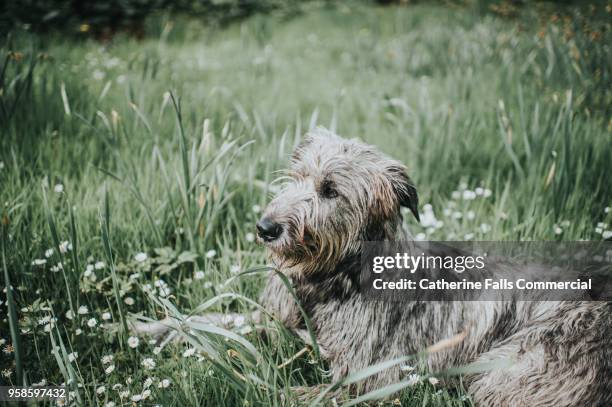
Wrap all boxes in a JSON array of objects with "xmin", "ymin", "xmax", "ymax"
[
  {"xmin": 129, "ymin": 311, "xmax": 262, "ymax": 341},
  {"xmin": 286, "ymin": 384, "xmax": 349, "ymax": 405},
  {"xmin": 468, "ymin": 333, "xmax": 610, "ymax": 407},
  {"xmin": 128, "ymin": 317, "xmax": 179, "ymax": 339}
]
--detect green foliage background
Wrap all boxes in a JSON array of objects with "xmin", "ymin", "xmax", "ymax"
[{"xmin": 0, "ymin": 1, "xmax": 610, "ymax": 405}]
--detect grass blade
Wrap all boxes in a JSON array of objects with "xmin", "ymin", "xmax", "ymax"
[
  {"xmin": 1, "ymin": 219, "xmax": 22, "ymax": 384},
  {"xmin": 41, "ymin": 186, "xmax": 75, "ymax": 315},
  {"xmin": 99, "ymin": 185, "xmax": 128, "ymax": 346}
]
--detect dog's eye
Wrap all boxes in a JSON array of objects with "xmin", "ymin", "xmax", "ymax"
[{"xmin": 320, "ymin": 180, "xmax": 338, "ymax": 199}]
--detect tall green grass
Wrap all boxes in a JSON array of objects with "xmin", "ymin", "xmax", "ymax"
[{"xmin": 0, "ymin": 2, "xmax": 610, "ymax": 405}]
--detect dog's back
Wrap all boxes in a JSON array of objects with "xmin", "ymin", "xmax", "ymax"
[{"xmin": 262, "ymin": 272, "xmax": 612, "ymax": 405}]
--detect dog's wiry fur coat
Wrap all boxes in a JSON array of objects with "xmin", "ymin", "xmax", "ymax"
[{"xmin": 258, "ymin": 128, "xmax": 611, "ymax": 406}]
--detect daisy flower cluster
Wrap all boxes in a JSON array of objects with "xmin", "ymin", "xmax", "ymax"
[
  {"xmin": 408, "ymin": 180, "xmax": 495, "ymax": 241},
  {"xmin": 10, "ymin": 229, "xmax": 262, "ymax": 407},
  {"xmin": 30, "ymin": 240, "xmax": 72, "ymax": 270},
  {"xmin": 593, "ymin": 206, "xmax": 612, "ymax": 239}
]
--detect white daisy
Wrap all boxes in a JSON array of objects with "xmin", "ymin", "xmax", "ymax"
[
  {"xmin": 141, "ymin": 358, "xmax": 156, "ymax": 370},
  {"xmin": 406, "ymin": 373, "xmax": 421, "ymax": 386},
  {"xmin": 127, "ymin": 336, "xmax": 139, "ymax": 349},
  {"xmin": 462, "ymin": 190, "xmax": 476, "ymax": 200},
  {"xmin": 59, "ymin": 241, "xmax": 72, "ymax": 253}
]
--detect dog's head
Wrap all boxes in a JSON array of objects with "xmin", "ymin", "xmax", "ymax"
[{"xmin": 257, "ymin": 128, "xmax": 419, "ymax": 275}]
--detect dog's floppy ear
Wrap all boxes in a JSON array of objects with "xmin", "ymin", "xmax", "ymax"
[{"xmin": 388, "ymin": 164, "xmax": 420, "ymax": 222}]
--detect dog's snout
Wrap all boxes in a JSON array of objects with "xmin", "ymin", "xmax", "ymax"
[{"xmin": 256, "ymin": 217, "xmax": 283, "ymax": 242}]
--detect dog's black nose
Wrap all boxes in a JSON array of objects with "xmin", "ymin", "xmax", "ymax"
[{"xmin": 256, "ymin": 217, "xmax": 283, "ymax": 242}]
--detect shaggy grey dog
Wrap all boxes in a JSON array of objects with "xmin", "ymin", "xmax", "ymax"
[
  {"xmin": 255, "ymin": 128, "xmax": 611, "ymax": 405},
  {"xmin": 133, "ymin": 128, "xmax": 610, "ymax": 405}
]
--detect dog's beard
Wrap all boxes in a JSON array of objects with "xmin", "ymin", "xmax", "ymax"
[
  {"xmin": 266, "ymin": 225, "xmax": 357, "ymax": 277},
  {"xmin": 265, "ymin": 228, "xmax": 316, "ymax": 272}
]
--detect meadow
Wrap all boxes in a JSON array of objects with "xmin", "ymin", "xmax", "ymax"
[{"xmin": 1, "ymin": 2, "xmax": 611, "ymax": 406}]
